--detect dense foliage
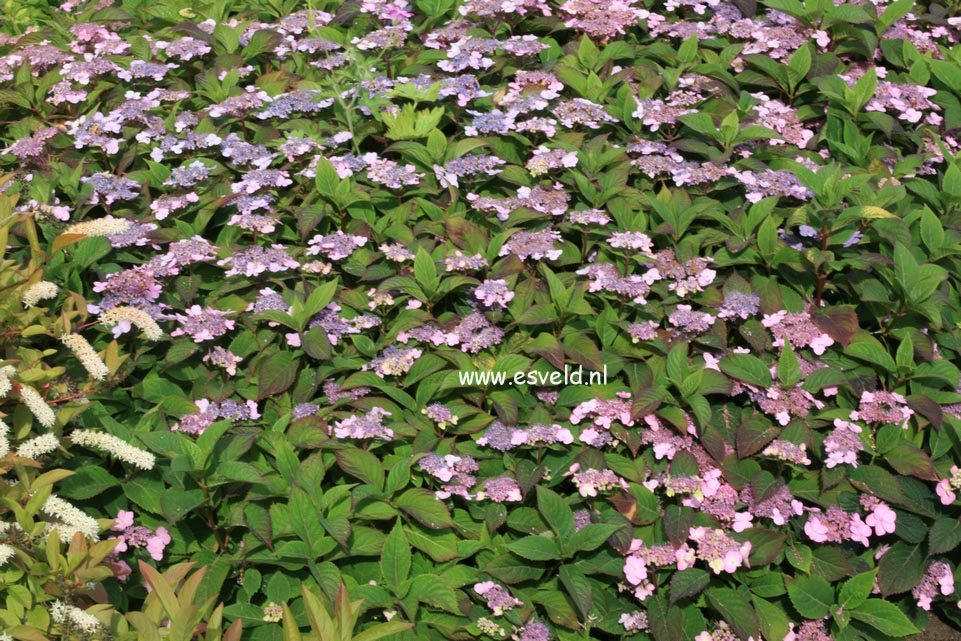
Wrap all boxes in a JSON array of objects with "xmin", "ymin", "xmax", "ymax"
[{"xmin": 2, "ymin": 0, "xmax": 961, "ymax": 640}]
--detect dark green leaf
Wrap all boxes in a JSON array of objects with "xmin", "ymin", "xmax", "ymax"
[
  {"xmin": 719, "ymin": 353, "xmax": 772, "ymax": 387},
  {"xmin": 786, "ymin": 575, "xmax": 834, "ymax": 619},
  {"xmin": 670, "ymin": 568, "xmax": 710, "ymax": 606},
  {"xmin": 257, "ymin": 351, "xmax": 298, "ymax": 400},
  {"xmin": 508, "ymin": 535, "xmax": 561, "ymax": 561},
  {"xmin": 395, "ymin": 489, "xmax": 454, "ymax": 529},
  {"xmin": 850, "ymin": 599, "xmax": 920, "ymax": 637},
  {"xmin": 707, "ymin": 588, "xmax": 761, "ymax": 641},
  {"xmin": 929, "ymin": 518, "xmax": 961, "ymax": 555},
  {"xmin": 838, "ymin": 570, "xmax": 877, "ymax": 611},
  {"xmin": 877, "ymin": 542, "xmax": 925, "ymax": 596},
  {"xmin": 381, "ymin": 520, "xmax": 411, "ymax": 586},
  {"xmin": 335, "ymin": 448, "xmax": 385, "ymax": 490}
]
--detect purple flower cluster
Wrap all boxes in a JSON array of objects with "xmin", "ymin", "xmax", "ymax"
[
  {"xmin": 171, "ymin": 399, "xmax": 260, "ymax": 436},
  {"xmin": 332, "ymin": 407, "xmax": 394, "ymax": 440}
]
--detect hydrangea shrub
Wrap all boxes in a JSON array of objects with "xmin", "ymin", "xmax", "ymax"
[{"xmin": 2, "ymin": 0, "xmax": 961, "ymax": 640}]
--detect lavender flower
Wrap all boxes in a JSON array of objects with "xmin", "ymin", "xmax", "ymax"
[
  {"xmin": 668, "ymin": 305, "xmax": 716, "ymax": 334},
  {"xmin": 362, "ymin": 153, "xmax": 424, "ymax": 188},
  {"xmin": 368, "ymin": 346, "xmax": 422, "ymax": 377},
  {"xmin": 824, "ymin": 418, "xmax": 864, "ymax": 468},
  {"xmin": 80, "ymin": 172, "xmax": 140, "ymax": 204},
  {"xmin": 306, "ymin": 231, "xmax": 368, "ymax": 260},
  {"xmin": 477, "ymin": 475, "xmax": 522, "ymax": 502},
  {"xmin": 170, "ymin": 306, "xmax": 236, "ymax": 342},
  {"xmin": 444, "ymin": 251, "xmax": 488, "ymax": 272},
  {"xmin": 474, "ymin": 279, "xmax": 515, "ymax": 308},
  {"xmin": 164, "ymin": 161, "xmax": 213, "ymax": 188},
  {"xmin": 218, "ymin": 246, "xmax": 299, "ymax": 277},
  {"xmin": 499, "ymin": 229, "xmax": 563, "ymax": 261},
  {"xmin": 718, "ymin": 291, "xmax": 760, "ymax": 320},
  {"xmin": 333, "ymin": 407, "xmax": 393, "ymax": 440},
  {"xmin": 553, "ymin": 98, "xmax": 617, "ymax": 128}
]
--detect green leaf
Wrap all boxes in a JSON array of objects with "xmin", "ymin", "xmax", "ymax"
[
  {"xmin": 536, "ymin": 486, "xmax": 574, "ymax": 539},
  {"xmin": 877, "ymin": 542, "xmax": 925, "ymax": 596},
  {"xmin": 483, "ymin": 553, "xmax": 544, "ymax": 584},
  {"xmin": 786, "ymin": 542, "xmax": 813, "ymax": 573},
  {"xmin": 335, "ymin": 448, "xmax": 385, "ymax": 490},
  {"xmin": 404, "ymin": 522, "xmax": 458, "ymax": 562},
  {"xmin": 413, "ymin": 248, "xmax": 440, "ymax": 295},
  {"xmin": 353, "ymin": 622, "xmax": 414, "ymax": 641},
  {"xmin": 314, "ymin": 156, "xmax": 346, "ymax": 203},
  {"xmin": 850, "ymin": 599, "xmax": 920, "ymax": 637},
  {"xmin": 786, "ymin": 43, "xmax": 811, "ymax": 88},
  {"xmin": 559, "ymin": 564, "xmax": 592, "ymax": 619},
  {"xmin": 289, "ymin": 489, "xmax": 327, "ymax": 554},
  {"xmin": 885, "ymin": 440, "xmax": 937, "ymax": 481},
  {"xmin": 838, "ymin": 569, "xmax": 877, "ymax": 610},
  {"xmin": 508, "ymin": 535, "xmax": 561, "ymax": 561},
  {"xmin": 395, "ymin": 489, "xmax": 454, "ymax": 529},
  {"xmin": 257, "ymin": 351, "xmax": 298, "ymax": 400},
  {"xmin": 851, "ymin": 67, "xmax": 877, "ymax": 112},
  {"xmin": 244, "ymin": 504, "xmax": 273, "ymax": 550},
  {"xmin": 160, "ymin": 488, "xmax": 205, "ymax": 523},
  {"xmin": 577, "ymin": 35, "xmax": 600, "ymax": 68},
  {"xmin": 384, "ymin": 105, "xmax": 444, "ymax": 140},
  {"xmin": 381, "ymin": 520, "xmax": 411, "ymax": 586},
  {"xmin": 893, "ymin": 243, "xmax": 920, "ymax": 296},
  {"xmin": 568, "ymin": 523, "xmax": 621, "ymax": 554},
  {"xmin": 670, "ymin": 568, "xmax": 710, "ymax": 606},
  {"xmin": 706, "ymin": 588, "xmax": 761, "ymax": 641},
  {"xmin": 514, "ymin": 304, "xmax": 559, "ymax": 325},
  {"xmin": 667, "ymin": 342, "xmax": 689, "ymax": 387},
  {"xmin": 849, "ymin": 465, "xmax": 910, "ymax": 509},
  {"xmin": 741, "ymin": 528, "xmax": 786, "ymax": 567},
  {"xmin": 408, "ymin": 574, "xmax": 461, "ymax": 614},
  {"xmin": 647, "ymin": 593, "xmax": 683, "ymax": 641},
  {"xmin": 844, "ymin": 332, "xmax": 896, "ymax": 373},
  {"xmin": 811, "ymin": 306, "xmax": 859, "ymax": 347},
  {"xmin": 895, "ymin": 334, "xmax": 914, "ymax": 371},
  {"xmin": 124, "ymin": 476, "xmax": 164, "ymax": 514},
  {"xmin": 303, "ymin": 280, "xmax": 339, "ymax": 318},
  {"xmin": 777, "ymin": 343, "xmax": 802, "ymax": 387},
  {"xmin": 908, "ymin": 264, "xmax": 947, "ymax": 304},
  {"xmin": 929, "ymin": 518, "xmax": 961, "ymax": 555},
  {"xmin": 58, "ymin": 466, "xmax": 119, "ymax": 500},
  {"xmin": 786, "ymin": 575, "xmax": 834, "ymax": 619},
  {"xmin": 677, "ymin": 34, "xmax": 698, "ymax": 64},
  {"xmin": 752, "ymin": 596, "xmax": 791, "ymax": 641},
  {"xmin": 719, "ymin": 353, "xmax": 772, "ymax": 388},
  {"xmin": 621, "ymin": 483, "xmax": 661, "ymax": 525},
  {"xmin": 757, "ymin": 215, "xmax": 779, "ymax": 260},
  {"xmin": 300, "ymin": 586, "xmax": 336, "ymax": 640},
  {"xmin": 920, "ymin": 209, "xmax": 945, "ymax": 251}
]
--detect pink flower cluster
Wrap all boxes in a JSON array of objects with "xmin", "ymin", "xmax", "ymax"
[
  {"xmin": 682, "ymin": 527, "xmax": 752, "ymax": 575},
  {"xmin": 171, "ymin": 399, "xmax": 260, "ymax": 436},
  {"xmin": 474, "ymin": 581, "xmax": 523, "ymax": 615},
  {"xmin": 569, "ymin": 392, "xmax": 634, "ymax": 447},
  {"xmin": 936, "ymin": 465, "xmax": 961, "ymax": 505},
  {"xmin": 566, "ymin": 463, "xmax": 628, "ymax": 497},
  {"xmin": 850, "ymin": 390, "xmax": 914, "ymax": 428},
  {"xmin": 107, "ymin": 510, "xmax": 171, "ymax": 580},
  {"xmin": 804, "ymin": 499, "xmax": 895, "ymax": 547},
  {"xmin": 761, "ymin": 310, "xmax": 834, "ymax": 355},
  {"xmin": 912, "ymin": 561, "xmax": 955, "ymax": 610}
]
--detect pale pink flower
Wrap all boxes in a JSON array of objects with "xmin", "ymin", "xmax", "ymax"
[
  {"xmin": 146, "ymin": 527, "xmax": 171, "ymax": 561},
  {"xmin": 865, "ymin": 503, "xmax": 897, "ymax": 537}
]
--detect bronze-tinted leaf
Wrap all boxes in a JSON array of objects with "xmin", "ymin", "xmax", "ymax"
[
  {"xmin": 811, "ymin": 305, "xmax": 859, "ymax": 347},
  {"xmin": 907, "ymin": 393, "xmax": 943, "ymax": 430}
]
